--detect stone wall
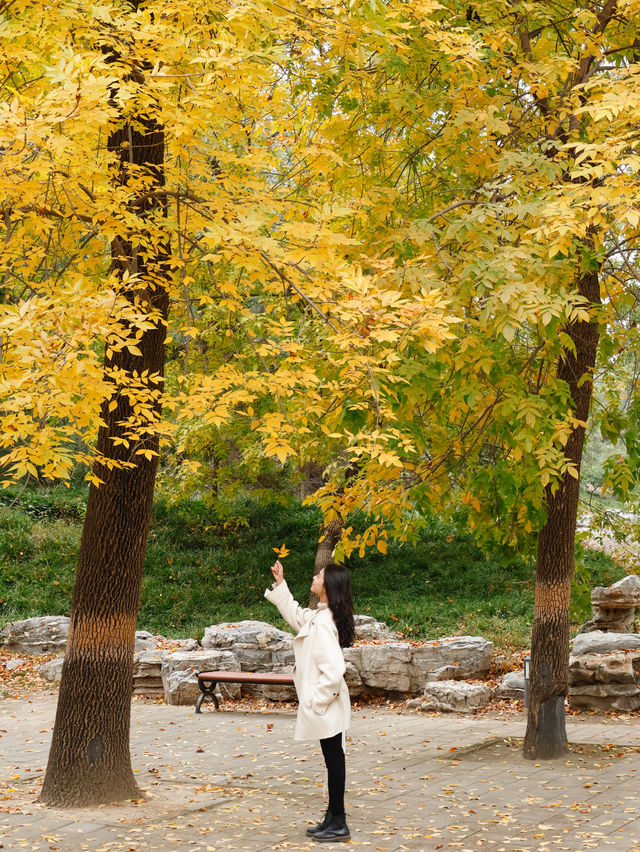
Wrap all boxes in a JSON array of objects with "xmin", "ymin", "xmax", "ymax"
[
  {"xmin": 569, "ymin": 631, "xmax": 640, "ymax": 711},
  {"xmin": 3, "ymin": 614, "xmax": 495, "ymax": 707}
]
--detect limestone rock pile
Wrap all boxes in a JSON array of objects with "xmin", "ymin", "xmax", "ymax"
[
  {"xmin": 200, "ymin": 620, "xmax": 297, "ymax": 700},
  {"xmin": 1, "ymin": 616, "xmax": 70, "ymax": 654},
  {"xmin": 134, "ymin": 649, "xmax": 169, "ymax": 696},
  {"xmin": 201, "ymin": 620, "xmax": 294, "ymax": 670},
  {"xmin": 344, "ymin": 636, "xmax": 494, "ymax": 695},
  {"xmin": 407, "ymin": 680, "xmax": 494, "ymax": 713},
  {"xmin": 353, "ymin": 614, "xmax": 403, "ymax": 641},
  {"xmin": 3, "ymin": 613, "xmax": 495, "ymax": 706},
  {"xmin": 161, "ymin": 650, "xmax": 241, "ymax": 706},
  {"xmin": 579, "ymin": 574, "xmax": 640, "ymax": 634},
  {"xmin": 497, "ymin": 671, "xmax": 525, "ymax": 700},
  {"xmin": 36, "ymin": 656, "xmax": 64, "ymax": 682},
  {"xmin": 569, "ymin": 631, "xmax": 640, "ymax": 711}
]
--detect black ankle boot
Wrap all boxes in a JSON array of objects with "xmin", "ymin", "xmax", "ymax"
[
  {"xmin": 312, "ymin": 812, "xmax": 350, "ymax": 842},
  {"xmin": 306, "ymin": 809, "xmax": 331, "ymax": 837}
]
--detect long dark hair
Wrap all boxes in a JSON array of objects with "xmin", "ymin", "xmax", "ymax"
[{"xmin": 324, "ymin": 563, "xmax": 355, "ymax": 648}]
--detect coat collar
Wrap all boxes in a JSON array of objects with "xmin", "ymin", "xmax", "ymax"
[{"xmin": 294, "ymin": 606, "xmax": 329, "ymax": 641}]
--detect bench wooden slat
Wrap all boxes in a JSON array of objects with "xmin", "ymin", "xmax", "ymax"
[
  {"xmin": 198, "ymin": 670, "xmax": 295, "ymax": 686},
  {"xmin": 195, "ymin": 670, "xmax": 296, "ymax": 712}
]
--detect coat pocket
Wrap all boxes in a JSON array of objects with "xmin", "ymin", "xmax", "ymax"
[{"xmin": 308, "ymin": 680, "xmax": 337, "ymax": 716}]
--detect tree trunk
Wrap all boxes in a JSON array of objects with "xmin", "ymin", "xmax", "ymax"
[
  {"xmin": 39, "ymin": 58, "xmax": 168, "ymax": 806},
  {"xmin": 309, "ymin": 516, "xmax": 344, "ymax": 608},
  {"xmin": 523, "ymin": 269, "xmax": 600, "ymax": 760}
]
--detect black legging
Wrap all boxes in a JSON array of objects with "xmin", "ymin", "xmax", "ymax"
[{"xmin": 320, "ymin": 732, "xmax": 345, "ymax": 815}]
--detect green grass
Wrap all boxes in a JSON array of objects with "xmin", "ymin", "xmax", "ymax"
[{"xmin": 0, "ymin": 486, "xmax": 629, "ymax": 652}]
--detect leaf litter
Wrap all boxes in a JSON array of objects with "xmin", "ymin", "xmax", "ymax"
[{"xmin": 3, "ymin": 651, "xmax": 640, "ymax": 849}]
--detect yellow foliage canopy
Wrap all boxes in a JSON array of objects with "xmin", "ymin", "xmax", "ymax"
[{"xmin": 2, "ymin": 0, "xmax": 640, "ymax": 554}]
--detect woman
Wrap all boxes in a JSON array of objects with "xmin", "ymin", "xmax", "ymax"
[{"xmin": 265, "ymin": 559, "xmax": 354, "ymax": 843}]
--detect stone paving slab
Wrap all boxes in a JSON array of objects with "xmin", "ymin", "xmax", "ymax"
[{"xmin": 2, "ymin": 696, "xmax": 640, "ymax": 851}]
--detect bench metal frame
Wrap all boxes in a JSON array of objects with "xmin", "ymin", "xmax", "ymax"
[{"xmin": 196, "ymin": 677, "xmax": 221, "ymax": 712}]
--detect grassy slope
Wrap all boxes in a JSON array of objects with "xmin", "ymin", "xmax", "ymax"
[{"xmin": 0, "ymin": 487, "xmax": 627, "ymax": 653}]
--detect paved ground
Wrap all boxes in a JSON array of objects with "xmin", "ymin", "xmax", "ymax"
[{"xmin": 2, "ymin": 694, "xmax": 640, "ymax": 851}]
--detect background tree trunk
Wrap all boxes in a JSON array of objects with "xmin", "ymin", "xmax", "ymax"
[
  {"xmin": 39, "ymin": 69, "xmax": 168, "ymax": 805},
  {"xmin": 523, "ymin": 269, "xmax": 601, "ymax": 760},
  {"xmin": 309, "ymin": 516, "xmax": 344, "ymax": 608},
  {"xmin": 519, "ymin": 0, "xmax": 619, "ymax": 761}
]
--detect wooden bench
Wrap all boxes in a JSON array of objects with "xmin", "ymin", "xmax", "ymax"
[{"xmin": 196, "ymin": 670, "xmax": 296, "ymax": 713}]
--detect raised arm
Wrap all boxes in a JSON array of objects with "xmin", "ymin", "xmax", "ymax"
[{"xmin": 264, "ymin": 561, "xmax": 314, "ymax": 632}]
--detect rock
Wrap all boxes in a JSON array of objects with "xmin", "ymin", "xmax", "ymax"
[
  {"xmin": 568, "ymin": 643, "xmax": 640, "ymax": 711},
  {"xmin": 571, "ymin": 631, "xmax": 640, "ymax": 656},
  {"xmin": 579, "ymin": 574, "xmax": 640, "ymax": 633},
  {"xmin": 163, "ymin": 668, "xmax": 203, "ymax": 706},
  {"xmin": 570, "ymin": 682, "xmax": 640, "ymax": 697},
  {"xmin": 1, "ymin": 616, "xmax": 69, "ymax": 654},
  {"xmin": 134, "ymin": 633, "xmax": 199, "ymax": 653},
  {"xmin": 134, "ymin": 678, "xmax": 165, "ymax": 697},
  {"xmin": 413, "ymin": 637, "xmax": 494, "ymax": 687},
  {"xmin": 37, "ymin": 656, "xmax": 64, "ymax": 682},
  {"xmin": 497, "ymin": 671, "xmax": 525, "ymax": 699},
  {"xmin": 133, "ymin": 649, "xmax": 171, "ymax": 695},
  {"xmin": 5, "ymin": 657, "xmax": 28, "ymax": 671},
  {"xmin": 201, "ymin": 621, "xmax": 294, "ymax": 672},
  {"xmin": 344, "ymin": 660, "xmax": 364, "ymax": 697},
  {"xmin": 346, "ymin": 637, "xmax": 493, "ymax": 694},
  {"xmin": 569, "ymin": 692, "xmax": 640, "ymax": 712},
  {"xmin": 169, "ymin": 638, "xmax": 199, "ymax": 651},
  {"xmin": 0, "ymin": 612, "xmax": 497, "ymax": 704},
  {"xmin": 353, "ymin": 615, "xmax": 376, "ymax": 626},
  {"xmin": 202, "ymin": 620, "xmax": 292, "ymax": 651},
  {"xmin": 134, "ymin": 649, "xmax": 170, "ymax": 678},
  {"xmin": 592, "ymin": 573, "xmax": 640, "ymax": 606},
  {"xmin": 412, "ymin": 680, "xmax": 494, "ymax": 713},
  {"xmin": 342, "ymin": 647, "xmax": 366, "ymax": 695},
  {"xmin": 262, "ymin": 666, "xmax": 298, "ymax": 701},
  {"xmin": 162, "ymin": 649, "xmax": 240, "ymax": 706},
  {"xmin": 0, "ymin": 618, "xmax": 197, "ymax": 658},
  {"xmin": 357, "ymin": 643, "xmax": 414, "ymax": 692},
  {"xmin": 353, "ymin": 615, "xmax": 403, "ymax": 641},
  {"xmin": 135, "ymin": 630, "xmax": 158, "ymax": 651},
  {"xmin": 342, "ymin": 645, "xmax": 361, "ymax": 670},
  {"xmin": 569, "ymin": 650, "xmax": 640, "ymax": 686}
]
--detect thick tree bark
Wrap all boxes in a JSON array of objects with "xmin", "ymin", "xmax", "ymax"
[
  {"xmin": 309, "ymin": 516, "xmax": 344, "ymax": 608},
  {"xmin": 523, "ymin": 269, "xmax": 600, "ymax": 760},
  {"xmin": 516, "ymin": 1, "xmax": 619, "ymax": 762},
  {"xmin": 39, "ymin": 66, "xmax": 168, "ymax": 805}
]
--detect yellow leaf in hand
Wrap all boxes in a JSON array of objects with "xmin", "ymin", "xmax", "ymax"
[{"xmin": 272, "ymin": 543, "xmax": 290, "ymax": 558}]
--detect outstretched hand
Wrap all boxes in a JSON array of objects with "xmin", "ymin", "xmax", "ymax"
[{"xmin": 270, "ymin": 560, "xmax": 284, "ymax": 586}]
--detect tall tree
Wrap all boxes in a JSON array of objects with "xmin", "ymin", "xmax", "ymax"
[
  {"xmin": 40, "ymin": 2, "xmax": 169, "ymax": 806},
  {"xmin": 515, "ymin": 0, "xmax": 634, "ymax": 759}
]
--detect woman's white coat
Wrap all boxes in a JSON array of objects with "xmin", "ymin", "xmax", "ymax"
[{"xmin": 264, "ymin": 580, "xmax": 351, "ymax": 742}]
